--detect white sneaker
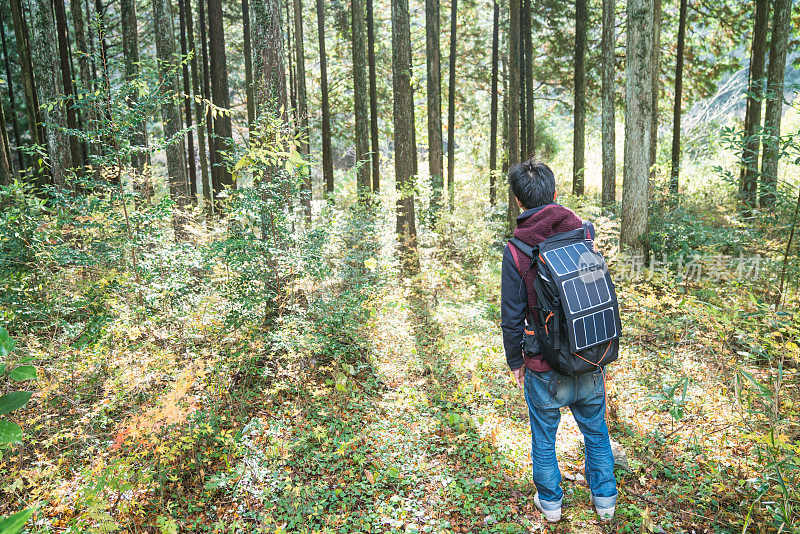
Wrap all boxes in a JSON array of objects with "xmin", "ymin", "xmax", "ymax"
[
  {"xmin": 595, "ymin": 504, "xmax": 615, "ymax": 522},
  {"xmin": 534, "ymin": 493, "xmax": 562, "ymax": 523}
]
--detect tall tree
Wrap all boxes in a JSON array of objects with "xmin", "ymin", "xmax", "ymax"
[
  {"xmin": 0, "ymin": 14, "xmax": 23, "ymax": 169},
  {"xmin": 316, "ymin": 0, "xmax": 333, "ymax": 195},
  {"xmin": 243, "ymin": 0, "xmax": 255, "ymax": 131},
  {"xmin": 669, "ymin": 0, "xmax": 688, "ymax": 196},
  {"xmin": 10, "ymin": 0, "xmax": 43, "ymax": 160},
  {"xmin": 601, "ymin": 0, "xmax": 615, "ymax": 206},
  {"xmin": 426, "ymin": 0, "xmax": 443, "ymax": 211},
  {"xmin": 392, "ymin": 0, "xmax": 419, "ymax": 273},
  {"xmin": 199, "ymin": 0, "xmax": 213, "ymax": 210},
  {"xmin": 352, "ymin": 0, "xmax": 370, "ymax": 198},
  {"xmin": 186, "ymin": 0, "xmax": 210, "ymax": 209},
  {"xmin": 28, "ymin": 0, "xmax": 72, "ymax": 186},
  {"xmin": 208, "ymin": 0, "xmax": 234, "ymax": 195},
  {"xmin": 573, "ymin": 0, "xmax": 587, "ymax": 195},
  {"xmin": 760, "ymin": 0, "xmax": 791, "ymax": 208},
  {"xmin": 53, "ymin": 0, "xmax": 82, "ymax": 172},
  {"xmin": 293, "ymin": 0, "xmax": 310, "ymax": 214},
  {"xmin": 519, "ymin": 0, "xmax": 526, "ymax": 157},
  {"xmin": 178, "ymin": 0, "xmax": 197, "ymax": 199},
  {"xmin": 489, "ymin": 0, "xmax": 499, "ymax": 207},
  {"xmin": 507, "ymin": 0, "xmax": 521, "ymax": 224},
  {"xmin": 648, "ymin": 0, "xmax": 661, "ymax": 185},
  {"xmin": 70, "ymin": 0, "xmax": 92, "ymax": 164},
  {"xmin": 523, "ymin": 0, "xmax": 534, "ymax": 156},
  {"xmin": 121, "ymin": 0, "xmax": 150, "ymax": 178},
  {"xmin": 367, "ymin": 0, "xmax": 379, "ymax": 192},
  {"xmin": 0, "ymin": 90, "xmax": 13, "ymax": 184},
  {"xmin": 446, "ymin": 0, "xmax": 457, "ymax": 210},
  {"xmin": 620, "ymin": 0, "xmax": 653, "ymax": 254},
  {"xmin": 152, "ymin": 0, "xmax": 189, "ymax": 234},
  {"xmin": 252, "ymin": 0, "xmax": 287, "ymax": 116},
  {"xmin": 285, "ymin": 0, "xmax": 295, "ymax": 113},
  {"xmin": 738, "ymin": 0, "xmax": 769, "ymax": 208}
]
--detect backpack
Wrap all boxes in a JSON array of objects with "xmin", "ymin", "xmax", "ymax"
[{"xmin": 509, "ymin": 222, "xmax": 621, "ymax": 376}]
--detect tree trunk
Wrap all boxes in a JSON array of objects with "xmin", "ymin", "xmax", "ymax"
[
  {"xmin": 601, "ymin": 0, "xmax": 615, "ymax": 207},
  {"xmin": 489, "ymin": 0, "xmax": 499, "ymax": 207},
  {"xmin": 0, "ymin": 15, "xmax": 23, "ymax": 170},
  {"xmin": 738, "ymin": 0, "xmax": 769, "ymax": 209},
  {"xmin": 152, "ymin": 0, "xmax": 189, "ymax": 235},
  {"xmin": 760, "ymin": 0, "xmax": 790, "ymax": 208},
  {"xmin": 523, "ymin": 0, "xmax": 534, "ymax": 157},
  {"xmin": 507, "ymin": 0, "xmax": 521, "ymax": 225},
  {"xmin": 669, "ymin": 0, "xmax": 688, "ymax": 196},
  {"xmin": 199, "ymin": 0, "xmax": 213, "ymax": 211},
  {"xmin": 208, "ymin": 0, "xmax": 234, "ymax": 196},
  {"xmin": 27, "ymin": 0, "xmax": 72, "ymax": 186},
  {"xmin": 70, "ymin": 0, "xmax": 92, "ymax": 167},
  {"xmin": 95, "ymin": 0, "xmax": 115, "ymax": 183},
  {"xmin": 352, "ymin": 0, "xmax": 370, "ymax": 199},
  {"xmin": 445, "ymin": 0, "xmax": 457, "ymax": 211},
  {"xmin": 243, "ymin": 0, "xmax": 256, "ymax": 131},
  {"xmin": 285, "ymin": 0, "xmax": 296, "ymax": 114},
  {"xmin": 252, "ymin": 0, "xmax": 287, "ymax": 118},
  {"xmin": 316, "ymin": 0, "xmax": 333, "ymax": 195},
  {"xmin": 426, "ymin": 0, "xmax": 442, "ymax": 212},
  {"xmin": 292, "ymin": 0, "xmax": 310, "ymax": 214},
  {"xmin": 10, "ymin": 0, "xmax": 44, "ymax": 163},
  {"xmin": 53, "ymin": 0, "xmax": 82, "ymax": 173},
  {"xmin": 121, "ymin": 0, "xmax": 151, "ymax": 186},
  {"xmin": 648, "ymin": 0, "xmax": 661, "ymax": 186},
  {"xmin": 519, "ymin": 0, "xmax": 526, "ymax": 158},
  {"xmin": 187, "ymin": 0, "xmax": 209, "ymax": 210},
  {"xmin": 0, "ymin": 90, "xmax": 13, "ymax": 184},
  {"xmin": 367, "ymin": 0, "xmax": 379, "ymax": 192},
  {"xmin": 392, "ymin": 0, "xmax": 419, "ymax": 273},
  {"xmin": 620, "ymin": 0, "xmax": 653, "ymax": 254},
  {"xmin": 573, "ymin": 0, "xmax": 586, "ymax": 196},
  {"xmin": 178, "ymin": 0, "xmax": 197, "ymax": 200}
]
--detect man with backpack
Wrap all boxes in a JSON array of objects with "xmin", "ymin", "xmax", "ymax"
[{"xmin": 500, "ymin": 159, "xmax": 618, "ymax": 523}]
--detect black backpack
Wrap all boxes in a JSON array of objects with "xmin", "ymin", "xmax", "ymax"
[{"xmin": 509, "ymin": 222, "xmax": 621, "ymax": 376}]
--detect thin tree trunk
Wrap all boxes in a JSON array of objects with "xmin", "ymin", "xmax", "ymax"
[
  {"xmin": 507, "ymin": 0, "xmax": 521, "ymax": 225},
  {"xmin": 70, "ymin": 0, "xmax": 92, "ymax": 166},
  {"xmin": 316, "ymin": 0, "xmax": 333, "ymax": 195},
  {"xmin": 519, "ymin": 0, "xmax": 526, "ymax": 158},
  {"xmin": 352, "ymin": 0, "xmax": 370, "ymax": 199},
  {"xmin": 446, "ymin": 0, "xmax": 456, "ymax": 210},
  {"xmin": 285, "ymin": 0, "xmax": 296, "ymax": 115},
  {"xmin": 523, "ymin": 0, "xmax": 534, "ymax": 157},
  {"xmin": 10, "ymin": 0, "xmax": 43, "ymax": 159},
  {"xmin": 648, "ymin": 0, "xmax": 661, "ymax": 187},
  {"xmin": 199, "ymin": 0, "xmax": 213, "ymax": 211},
  {"xmin": 243, "ymin": 0, "xmax": 256, "ymax": 132},
  {"xmin": 208, "ymin": 0, "xmax": 234, "ymax": 196},
  {"xmin": 760, "ymin": 0, "xmax": 791, "ymax": 208},
  {"xmin": 187, "ymin": 0, "xmax": 209, "ymax": 210},
  {"xmin": 620, "ymin": 0, "xmax": 653, "ymax": 254},
  {"xmin": 121, "ymin": 0, "xmax": 151, "ymax": 191},
  {"xmin": 669, "ymin": 0, "xmax": 688, "ymax": 197},
  {"xmin": 292, "ymin": 0, "xmax": 310, "ymax": 214},
  {"xmin": 573, "ymin": 0, "xmax": 586, "ymax": 195},
  {"xmin": 392, "ymin": 0, "xmax": 419, "ymax": 273},
  {"xmin": 489, "ymin": 0, "xmax": 499, "ymax": 207},
  {"xmin": 28, "ymin": 0, "xmax": 72, "ymax": 186},
  {"xmin": 53, "ymin": 0, "xmax": 82, "ymax": 172},
  {"xmin": 178, "ymin": 0, "xmax": 197, "ymax": 200},
  {"xmin": 426, "ymin": 0, "xmax": 442, "ymax": 211},
  {"xmin": 738, "ymin": 0, "xmax": 769, "ymax": 209},
  {"xmin": 0, "ymin": 90, "xmax": 13, "ymax": 184},
  {"xmin": 601, "ymin": 0, "xmax": 615, "ymax": 206},
  {"xmin": 152, "ymin": 0, "xmax": 189, "ymax": 236},
  {"xmin": 252, "ymin": 0, "xmax": 287, "ymax": 117},
  {"xmin": 95, "ymin": 0, "xmax": 114, "ymax": 183},
  {"xmin": 0, "ymin": 15, "xmax": 23, "ymax": 170},
  {"xmin": 367, "ymin": 0, "xmax": 379, "ymax": 192}
]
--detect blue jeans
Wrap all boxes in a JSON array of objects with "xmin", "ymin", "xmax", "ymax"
[{"xmin": 523, "ymin": 368, "xmax": 617, "ymax": 511}]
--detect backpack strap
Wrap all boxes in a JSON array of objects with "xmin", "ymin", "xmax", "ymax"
[
  {"xmin": 583, "ymin": 221, "xmax": 595, "ymax": 241},
  {"xmin": 508, "ymin": 237, "xmax": 537, "ymax": 260}
]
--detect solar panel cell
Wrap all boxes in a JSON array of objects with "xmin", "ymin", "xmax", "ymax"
[{"xmin": 572, "ymin": 307, "xmax": 617, "ymax": 351}]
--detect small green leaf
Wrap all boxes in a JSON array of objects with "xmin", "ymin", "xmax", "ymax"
[
  {"xmin": 0, "ymin": 421, "xmax": 23, "ymax": 445},
  {"xmin": 0, "ymin": 392, "xmax": 32, "ymax": 415},
  {"xmin": 0, "ymin": 364, "xmax": 5, "ymax": 375},
  {"xmin": 9, "ymin": 366, "xmax": 36, "ymax": 382},
  {"xmin": 0, "ymin": 328, "xmax": 15, "ymax": 358},
  {"xmin": 0, "ymin": 509, "xmax": 34, "ymax": 534}
]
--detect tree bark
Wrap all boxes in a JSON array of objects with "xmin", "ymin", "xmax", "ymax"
[
  {"xmin": 0, "ymin": 89, "xmax": 13, "ymax": 184},
  {"xmin": 152, "ymin": 0, "xmax": 190, "ymax": 234},
  {"xmin": 285, "ymin": 0, "xmax": 296, "ymax": 114},
  {"xmin": 489, "ymin": 0, "xmax": 499, "ymax": 207},
  {"xmin": 27, "ymin": 0, "xmax": 72, "ymax": 186},
  {"xmin": 648, "ymin": 0, "xmax": 661, "ymax": 186},
  {"xmin": 0, "ymin": 14, "xmax": 23, "ymax": 170},
  {"xmin": 252, "ymin": 0, "xmax": 287, "ymax": 119},
  {"xmin": 620, "ymin": 0, "xmax": 653, "ymax": 254},
  {"xmin": 199, "ymin": 0, "xmax": 213, "ymax": 211},
  {"xmin": 519, "ymin": 0, "xmax": 526, "ymax": 157},
  {"xmin": 760, "ymin": 0, "xmax": 790, "ymax": 208},
  {"xmin": 446, "ymin": 0, "xmax": 457, "ymax": 211},
  {"xmin": 187, "ymin": 0, "xmax": 209, "ymax": 209},
  {"xmin": 738, "ymin": 0, "xmax": 769, "ymax": 209},
  {"xmin": 178, "ymin": 0, "xmax": 197, "ymax": 199},
  {"xmin": 601, "ymin": 0, "xmax": 615, "ymax": 206},
  {"xmin": 53, "ymin": 0, "xmax": 82, "ymax": 172},
  {"xmin": 523, "ymin": 0, "xmax": 534, "ymax": 157},
  {"xmin": 243, "ymin": 0, "xmax": 256, "ymax": 131},
  {"xmin": 121, "ymin": 0, "xmax": 151, "ymax": 184},
  {"xmin": 70, "ymin": 0, "xmax": 92, "ymax": 166},
  {"xmin": 669, "ymin": 0, "xmax": 688, "ymax": 196},
  {"xmin": 392, "ymin": 0, "xmax": 419, "ymax": 273},
  {"xmin": 573, "ymin": 0, "xmax": 586, "ymax": 196},
  {"xmin": 352, "ymin": 0, "xmax": 370, "ymax": 199},
  {"xmin": 507, "ymin": 0, "xmax": 521, "ymax": 225},
  {"xmin": 426, "ymin": 0, "xmax": 442, "ymax": 211},
  {"xmin": 316, "ymin": 0, "xmax": 333, "ymax": 195},
  {"xmin": 10, "ymin": 0, "xmax": 43, "ymax": 162},
  {"xmin": 292, "ymin": 0, "xmax": 310, "ymax": 214},
  {"xmin": 208, "ymin": 0, "xmax": 234, "ymax": 196},
  {"xmin": 367, "ymin": 0, "xmax": 379, "ymax": 192}
]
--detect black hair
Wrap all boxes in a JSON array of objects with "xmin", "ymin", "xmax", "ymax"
[{"xmin": 508, "ymin": 158, "xmax": 556, "ymax": 210}]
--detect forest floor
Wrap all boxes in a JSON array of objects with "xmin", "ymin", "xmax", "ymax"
[{"xmin": 1, "ymin": 196, "xmax": 798, "ymax": 533}]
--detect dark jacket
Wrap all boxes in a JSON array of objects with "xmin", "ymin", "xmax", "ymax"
[{"xmin": 501, "ymin": 203, "xmax": 583, "ymax": 371}]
